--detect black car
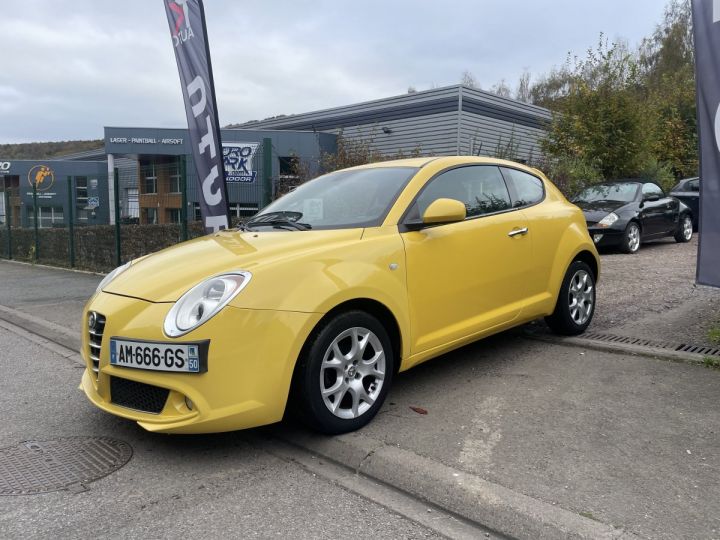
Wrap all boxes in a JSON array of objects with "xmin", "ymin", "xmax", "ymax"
[
  {"xmin": 572, "ymin": 180, "xmax": 694, "ymax": 254},
  {"xmin": 670, "ymin": 177, "xmax": 700, "ymax": 230}
]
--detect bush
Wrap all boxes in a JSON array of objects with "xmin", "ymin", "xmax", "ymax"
[{"xmin": 536, "ymin": 156, "xmax": 603, "ymax": 197}]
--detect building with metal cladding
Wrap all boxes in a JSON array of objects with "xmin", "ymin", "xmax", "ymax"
[
  {"xmin": 233, "ymin": 84, "xmax": 552, "ymax": 162},
  {"xmin": 0, "ymin": 85, "xmax": 551, "ymax": 228}
]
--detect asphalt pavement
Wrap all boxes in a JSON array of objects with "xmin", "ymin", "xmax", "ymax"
[{"xmin": 1, "ymin": 259, "xmax": 719, "ymax": 539}]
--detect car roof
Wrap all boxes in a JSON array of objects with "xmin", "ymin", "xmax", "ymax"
[{"xmin": 344, "ymin": 156, "xmax": 543, "ymax": 174}]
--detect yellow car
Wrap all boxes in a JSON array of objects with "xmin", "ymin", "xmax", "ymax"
[{"xmin": 81, "ymin": 157, "xmax": 599, "ymax": 434}]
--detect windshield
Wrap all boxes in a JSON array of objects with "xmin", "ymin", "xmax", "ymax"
[
  {"xmin": 248, "ymin": 167, "xmax": 418, "ymax": 230},
  {"xmin": 573, "ymin": 183, "xmax": 639, "ymax": 204}
]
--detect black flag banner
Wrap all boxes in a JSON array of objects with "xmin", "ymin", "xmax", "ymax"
[
  {"xmin": 692, "ymin": 0, "xmax": 720, "ymax": 287},
  {"xmin": 164, "ymin": 0, "xmax": 230, "ymax": 233}
]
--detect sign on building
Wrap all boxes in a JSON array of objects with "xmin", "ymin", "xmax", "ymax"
[{"xmin": 222, "ymin": 143, "xmax": 259, "ymax": 183}]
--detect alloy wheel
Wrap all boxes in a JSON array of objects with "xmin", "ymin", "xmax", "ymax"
[
  {"xmin": 627, "ymin": 225, "xmax": 640, "ymax": 252},
  {"xmin": 683, "ymin": 216, "xmax": 693, "ymax": 240},
  {"xmin": 320, "ymin": 327, "xmax": 386, "ymax": 420},
  {"xmin": 568, "ymin": 270, "xmax": 594, "ymax": 326}
]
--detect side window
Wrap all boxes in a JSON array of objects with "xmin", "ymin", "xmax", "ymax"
[
  {"xmin": 415, "ymin": 166, "xmax": 512, "ymax": 219},
  {"xmin": 642, "ymin": 183, "xmax": 665, "ymax": 198},
  {"xmin": 501, "ymin": 168, "xmax": 544, "ymax": 207},
  {"xmin": 688, "ymin": 179, "xmax": 700, "ymax": 192}
]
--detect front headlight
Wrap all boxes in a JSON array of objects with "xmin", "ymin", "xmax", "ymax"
[
  {"xmin": 96, "ymin": 261, "xmax": 132, "ymax": 293},
  {"xmin": 163, "ymin": 271, "xmax": 252, "ymax": 337},
  {"xmin": 597, "ymin": 212, "xmax": 619, "ymax": 228}
]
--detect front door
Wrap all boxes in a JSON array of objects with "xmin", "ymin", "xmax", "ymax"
[{"xmin": 400, "ymin": 165, "xmax": 532, "ymax": 354}]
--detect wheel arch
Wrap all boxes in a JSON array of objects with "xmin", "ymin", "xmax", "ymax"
[
  {"xmin": 294, "ymin": 298, "xmax": 404, "ymax": 378},
  {"xmin": 573, "ymin": 249, "xmax": 599, "ymax": 282}
]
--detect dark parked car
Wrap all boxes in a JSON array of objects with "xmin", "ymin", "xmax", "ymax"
[
  {"xmin": 572, "ymin": 180, "xmax": 694, "ymax": 254},
  {"xmin": 670, "ymin": 177, "xmax": 700, "ymax": 230}
]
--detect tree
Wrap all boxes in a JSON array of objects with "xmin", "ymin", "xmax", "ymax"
[
  {"xmin": 515, "ymin": 70, "xmax": 532, "ymax": 103},
  {"xmin": 461, "ymin": 70, "xmax": 479, "ymax": 89},
  {"xmin": 490, "ymin": 79, "xmax": 512, "ymax": 98},
  {"xmin": 540, "ymin": 37, "xmax": 653, "ymax": 179}
]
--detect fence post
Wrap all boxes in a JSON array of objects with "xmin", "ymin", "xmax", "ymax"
[
  {"xmin": 262, "ymin": 137, "xmax": 272, "ymax": 208},
  {"xmin": 114, "ymin": 168, "xmax": 121, "ymax": 266},
  {"xmin": 180, "ymin": 155, "xmax": 188, "ymax": 241},
  {"xmin": 32, "ymin": 182, "xmax": 39, "ymax": 262},
  {"xmin": 4, "ymin": 183, "xmax": 11, "ymax": 259},
  {"xmin": 67, "ymin": 176, "xmax": 75, "ymax": 268}
]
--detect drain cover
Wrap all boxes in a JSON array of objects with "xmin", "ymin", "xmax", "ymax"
[{"xmin": 0, "ymin": 437, "xmax": 132, "ymax": 495}]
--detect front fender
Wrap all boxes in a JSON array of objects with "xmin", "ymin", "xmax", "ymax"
[{"xmin": 546, "ymin": 221, "xmax": 600, "ymax": 307}]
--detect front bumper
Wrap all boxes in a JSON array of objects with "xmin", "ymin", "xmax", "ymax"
[
  {"xmin": 587, "ymin": 226, "xmax": 624, "ymax": 248},
  {"xmin": 80, "ymin": 292, "xmax": 322, "ymax": 434}
]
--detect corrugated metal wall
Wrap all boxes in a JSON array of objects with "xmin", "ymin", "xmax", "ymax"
[
  {"xmin": 235, "ymin": 85, "xmax": 552, "ymax": 161},
  {"xmin": 459, "ymin": 87, "xmax": 551, "ymax": 162}
]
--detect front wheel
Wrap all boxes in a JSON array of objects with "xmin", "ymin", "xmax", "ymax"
[
  {"xmin": 545, "ymin": 261, "xmax": 596, "ymax": 336},
  {"xmin": 674, "ymin": 214, "xmax": 693, "ymax": 243},
  {"xmin": 292, "ymin": 311, "xmax": 394, "ymax": 434},
  {"xmin": 620, "ymin": 222, "xmax": 641, "ymax": 254}
]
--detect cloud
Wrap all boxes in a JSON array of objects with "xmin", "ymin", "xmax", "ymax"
[{"xmin": 0, "ymin": 0, "xmax": 666, "ymax": 143}]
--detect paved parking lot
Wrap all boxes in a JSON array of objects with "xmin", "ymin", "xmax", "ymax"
[
  {"xmin": 591, "ymin": 236, "xmax": 720, "ymax": 346},
  {"xmin": 1, "ymin": 236, "xmax": 719, "ymax": 539}
]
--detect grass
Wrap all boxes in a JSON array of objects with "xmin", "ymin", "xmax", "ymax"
[
  {"xmin": 708, "ymin": 324, "xmax": 720, "ymax": 346},
  {"xmin": 579, "ymin": 511, "xmax": 601, "ymax": 522},
  {"xmin": 703, "ymin": 357, "xmax": 720, "ymax": 369}
]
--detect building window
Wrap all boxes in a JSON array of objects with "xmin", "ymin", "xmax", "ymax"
[
  {"xmin": 28, "ymin": 206, "xmax": 64, "ymax": 228},
  {"xmin": 169, "ymin": 164, "xmax": 182, "ymax": 194},
  {"xmin": 144, "ymin": 207, "xmax": 158, "ymax": 224},
  {"xmin": 0, "ymin": 195, "xmax": 5, "ymax": 225},
  {"xmin": 229, "ymin": 203, "xmax": 259, "ymax": 217},
  {"xmin": 167, "ymin": 208, "xmax": 181, "ymax": 224},
  {"xmin": 126, "ymin": 188, "xmax": 139, "ymax": 220},
  {"xmin": 143, "ymin": 164, "xmax": 158, "ymax": 194},
  {"xmin": 75, "ymin": 176, "xmax": 88, "ymax": 221},
  {"xmin": 279, "ymin": 156, "xmax": 299, "ymax": 177}
]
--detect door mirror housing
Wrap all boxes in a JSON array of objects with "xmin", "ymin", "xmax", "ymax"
[
  {"xmin": 643, "ymin": 193, "xmax": 661, "ymax": 202},
  {"xmin": 422, "ymin": 198, "xmax": 467, "ymax": 225}
]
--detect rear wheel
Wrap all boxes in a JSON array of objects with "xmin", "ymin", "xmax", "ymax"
[
  {"xmin": 620, "ymin": 222, "xmax": 641, "ymax": 254},
  {"xmin": 545, "ymin": 261, "xmax": 596, "ymax": 336},
  {"xmin": 293, "ymin": 311, "xmax": 394, "ymax": 434},
  {"xmin": 674, "ymin": 214, "xmax": 693, "ymax": 243}
]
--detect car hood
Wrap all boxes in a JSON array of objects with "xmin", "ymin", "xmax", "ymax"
[
  {"xmin": 575, "ymin": 201, "xmax": 627, "ymax": 224},
  {"xmin": 103, "ymin": 228, "xmax": 364, "ymax": 302}
]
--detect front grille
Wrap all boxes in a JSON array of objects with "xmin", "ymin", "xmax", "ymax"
[
  {"xmin": 88, "ymin": 312, "xmax": 106, "ymax": 378},
  {"xmin": 110, "ymin": 377, "xmax": 170, "ymax": 414}
]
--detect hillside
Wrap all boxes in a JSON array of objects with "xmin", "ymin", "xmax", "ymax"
[{"xmin": 0, "ymin": 140, "xmax": 104, "ymax": 160}]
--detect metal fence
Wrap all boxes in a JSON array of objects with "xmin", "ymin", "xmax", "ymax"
[{"xmin": 0, "ymin": 142, "xmax": 278, "ymax": 273}]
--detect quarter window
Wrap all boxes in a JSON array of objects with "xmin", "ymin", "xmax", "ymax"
[
  {"xmin": 415, "ymin": 166, "xmax": 512, "ymax": 219},
  {"xmin": 501, "ymin": 168, "xmax": 544, "ymax": 207}
]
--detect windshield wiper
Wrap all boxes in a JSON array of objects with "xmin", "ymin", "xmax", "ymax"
[{"xmin": 243, "ymin": 218, "xmax": 312, "ymax": 231}]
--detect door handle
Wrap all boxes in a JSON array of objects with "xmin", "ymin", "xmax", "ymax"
[{"xmin": 508, "ymin": 227, "xmax": 529, "ymax": 237}]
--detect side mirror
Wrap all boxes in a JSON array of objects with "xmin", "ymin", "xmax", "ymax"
[
  {"xmin": 422, "ymin": 198, "xmax": 467, "ymax": 225},
  {"xmin": 643, "ymin": 194, "xmax": 661, "ymax": 202}
]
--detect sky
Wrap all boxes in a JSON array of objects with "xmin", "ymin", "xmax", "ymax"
[{"xmin": 0, "ymin": 0, "xmax": 669, "ymax": 144}]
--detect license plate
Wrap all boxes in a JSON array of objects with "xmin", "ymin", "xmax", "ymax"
[{"xmin": 109, "ymin": 338, "xmax": 208, "ymax": 373}]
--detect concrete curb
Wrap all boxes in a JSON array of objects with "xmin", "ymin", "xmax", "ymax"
[
  {"xmin": 525, "ymin": 333, "xmax": 709, "ymax": 366},
  {"xmin": 0, "ymin": 258, "xmax": 104, "ymax": 276},
  {"xmin": 279, "ymin": 429, "xmax": 639, "ymax": 540},
  {"xmin": 0, "ymin": 304, "xmax": 81, "ymax": 352}
]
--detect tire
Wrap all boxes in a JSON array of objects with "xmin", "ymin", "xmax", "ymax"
[
  {"xmin": 620, "ymin": 222, "xmax": 641, "ymax": 254},
  {"xmin": 292, "ymin": 310, "xmax": 394, "ymax": 434},
  {"xmin": 545, "ymin": 260, "xmax": 596, "ymax": 336},
  {"xmin": 674, "ymin": 214, "xmax": 693, "ymax": 243}
]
